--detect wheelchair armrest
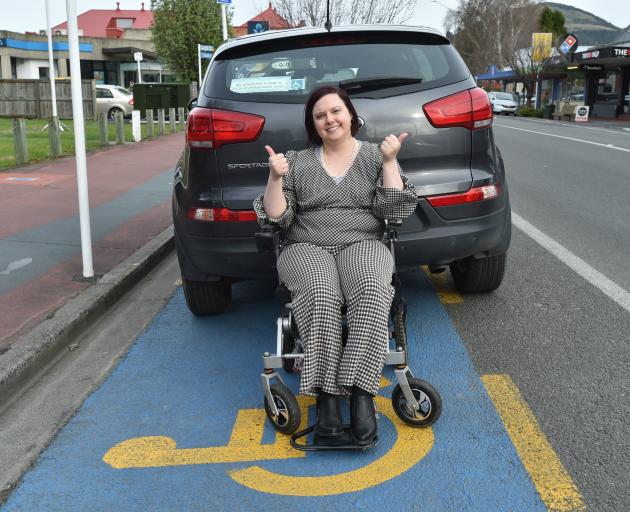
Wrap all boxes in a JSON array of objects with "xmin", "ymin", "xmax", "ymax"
[{"xmin": 254, "ymin": 223, "xmax": 282, "ymax": 253}]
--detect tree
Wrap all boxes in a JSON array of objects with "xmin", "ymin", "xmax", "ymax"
[
  {"xmin": 446, "ymin": 0, "xmax": 541, "ymax": 103},
  {"xmin": 151, "ymin": 0, "xmax": 229, "ymax": 83},
  {"xmin": 273, "ymin": 0, "xmax": 416, "ymax": 27},
  {"xmin": 539, "ymin": 6, "xmax": 567, "ymax": 42}
]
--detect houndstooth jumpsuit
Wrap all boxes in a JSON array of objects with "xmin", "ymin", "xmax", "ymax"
[{"xmin": 253, "ymin": 141, "xmax": 417, "ymax": 396}]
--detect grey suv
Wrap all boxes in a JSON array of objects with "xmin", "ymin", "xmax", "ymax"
[{"xmin": 172, "ymin": 25, "xmax": 511, "ymax": 315}]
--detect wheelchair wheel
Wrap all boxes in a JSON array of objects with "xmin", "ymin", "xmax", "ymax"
[
  {"xmin": 392, "ymin": 378, "xmax": 442, "ymax": 427},
  {"xmin": 264, "ymin": 383, "xmax": 301, "ymax": 434}
]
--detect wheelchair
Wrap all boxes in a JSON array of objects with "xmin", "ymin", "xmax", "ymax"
[{"xmin": 255, "ymin": 219, "xmax": 442, "ymax": 451}]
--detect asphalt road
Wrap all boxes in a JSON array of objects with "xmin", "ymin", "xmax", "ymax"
[
  {"xmin": 450, "ymin": 116, "xmax": 630, "ymax": 511},
  {"xmin": 1, "ymin": 117, "xmax": 629, "ymax": 511}
]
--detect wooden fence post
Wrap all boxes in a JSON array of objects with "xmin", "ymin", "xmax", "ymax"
[
  {"xmin": 12, "ymin": 118, "xmax": 29, "ymax": 166},
  {"xmin": 48, "ymin": 116, "xmax": 62, "ymax": 158},
  {"xmin": 169, "ymin": 108, "xmax": 176, "ymax": 133},
  {"xmin": 98, "ymin": 112, "xmax": 108, "ymax": 146},
  {"xmin": 178, "ymin": 107, "xmax": 186, "ymax": 131},
  {"xmin": 115, "ymin": 111, "xmax": 125, "ymax": 144},
  {"xmin": 146, "ymin": 109, "xmax": 154, "ymax": 137},
  {"xmin": 158, "ymin": 109, "xmax": 165, "ymax": 136}
]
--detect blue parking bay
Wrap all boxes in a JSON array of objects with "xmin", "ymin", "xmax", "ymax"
[{"xmin": 1, "ymin": 270, "xmax": 546, "ymax": 511}]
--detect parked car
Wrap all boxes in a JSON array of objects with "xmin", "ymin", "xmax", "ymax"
[
  {"xmin": 95, "ymin": 85, "xmax": 134, "ymax": 121},
  {"xmin": 173, "ymin": 25, "xmax": 511, "ymax": 315},
  {"xmin": 488, "ymin": 92, "xmax": 518, "ymax": 115}
]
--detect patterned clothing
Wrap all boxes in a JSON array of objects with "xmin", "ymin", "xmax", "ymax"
[{"xmin": 254, "ymin": 141, "xmax": 417, "ymax": 396}]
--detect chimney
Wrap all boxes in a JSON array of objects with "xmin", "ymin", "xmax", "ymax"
[
  {"xmin": 116, "ymin": 2, "xmax": 120, "ymax": 10},
  {"xmin": 141, "ymin": 2, "xmax": 145, "ymax": 10}
]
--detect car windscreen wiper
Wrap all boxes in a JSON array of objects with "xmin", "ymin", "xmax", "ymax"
[{"xmin": 339, "ymin": 77, "xmax": 423, "ymax": 92}]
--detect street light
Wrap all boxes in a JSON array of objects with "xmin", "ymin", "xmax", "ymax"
[{"xmin": 431, "ymin": 0, "xmax": 456, "ymax": 14}]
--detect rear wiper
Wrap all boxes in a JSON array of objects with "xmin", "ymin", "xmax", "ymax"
[{"xmin": 339, "ymin": 77, "xmax": 423, "ymax": 91}]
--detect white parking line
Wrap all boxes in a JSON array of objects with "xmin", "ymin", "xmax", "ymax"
[
  {"xmin": 495, "ymin": 124, "xmax": 630, "ymax": 152},
  {"xmin": 512, "ymin": 212, "xmax": 630, "ymax": 314}
]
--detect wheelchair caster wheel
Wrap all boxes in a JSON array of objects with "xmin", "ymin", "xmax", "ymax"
[
  {"xmin": 264, "ymin": 383, "xmax": 301, "ymax": 434},
  {"xmin": 392, "ymin": 378, "xmax": 442, "ymax": 427}
]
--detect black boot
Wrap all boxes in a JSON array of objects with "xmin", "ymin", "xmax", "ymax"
[
  {"xmin": 350, "ymin": 386, "xmax": 377, "ymax": 445},
  {"xmin": 316, "ymin": 391, "xmax": 349, "ymax": 445}
]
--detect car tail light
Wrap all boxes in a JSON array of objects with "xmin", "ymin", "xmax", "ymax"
[
  {"xmin": 129, "ymin": 98, "xmax": 134, "ymax": 105},
  {"xmin": 186, "ymin": 107, "xmax": 265, "ymax": 150},
  {"xmin": 187, "ymin": 207, "xmax": 258, "ymax": 222},
  {"xmin": 423, "ymin": 88, "xmax": 493, "ymax": 130},
  {"xmin": 426, "ymin": 184, "xmax": 501, "ymax": 207}
]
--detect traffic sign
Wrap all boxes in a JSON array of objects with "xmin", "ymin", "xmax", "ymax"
[
  {"xmin": 216, "ymin": 0, "xmax": 231, "ymax": 4},
  {"xmin": 133, "ymin": 52, "xmax": 143, "ymax": 62}
]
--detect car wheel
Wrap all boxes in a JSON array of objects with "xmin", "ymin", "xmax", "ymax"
[
  {"xmin": 108, "ymin": 107, "xmax": 123, "ymax": 122},
  {"xmin": 182, "ymin": 277, "xmax": 231, "ymax": 315},
  {"xmin": 449, "ymin": 253, "xmax": 506, "ymax": 293}
]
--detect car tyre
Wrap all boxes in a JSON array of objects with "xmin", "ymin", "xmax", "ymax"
[
  {"xmin": 449, "ymin": 253, "xmax": 506, "ymax": 293},
  {"xmin": 182, "ymin": 277, "xmax": 231, "ymax": 315},
  {"xmin": 108, "ymin": 107, "xmax": 123, "ymax": 122}
]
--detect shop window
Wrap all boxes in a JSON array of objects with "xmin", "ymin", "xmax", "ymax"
[{"xmin": 597, "ymin": 72, "xmax": 618, "ymax": 102}]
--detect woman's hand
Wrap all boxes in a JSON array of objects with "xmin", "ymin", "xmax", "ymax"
[
  {"xmin": 380, "ymin": 133, "xmax": 408, "ymax": 163},
  {"xmin": 265, "ymin": 145, "xmax": 289, "ymax": 180}
]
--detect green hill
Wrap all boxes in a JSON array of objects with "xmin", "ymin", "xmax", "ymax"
[{"xmin": 543, "ymin": 2, "xmax": 628, "ymax": 46}]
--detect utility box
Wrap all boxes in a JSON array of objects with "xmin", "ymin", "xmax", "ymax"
[{"xmin": 132, "ymin": 83, "xmax": 190, "ymax": 112}]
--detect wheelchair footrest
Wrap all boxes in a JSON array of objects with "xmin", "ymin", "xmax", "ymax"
[{"xmin": 290, "ymin": 424, "xmax": 378, "ymax": 451}]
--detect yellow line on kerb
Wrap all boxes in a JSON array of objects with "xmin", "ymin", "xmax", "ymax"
[
  {"xmin": 422, "ymin": 266, "xmax": 463, "ymax": 304},
  {"xmin": 481, "ymin": 374, "xmax": 587, "ymax": 512}
]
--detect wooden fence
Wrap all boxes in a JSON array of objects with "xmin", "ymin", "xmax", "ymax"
[{"xmin": 0, "ymin": 79, "xmax": 96, "ymax": 120}]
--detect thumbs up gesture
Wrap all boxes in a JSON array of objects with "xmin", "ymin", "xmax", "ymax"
[
  {"xmin": 265, "ymin": 145, "xmax": 289, "ymax": 180},
  {"xmin": 380, "ymin": 133, "xmax": 408, "ymax": 163}
]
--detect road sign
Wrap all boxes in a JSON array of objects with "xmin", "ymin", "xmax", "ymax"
[
  {"xmin": 248, "ymin": 21, "xmax": 269, "ymax": 34},
  {"xmin": 199, "ymin": 44, "xmax": 214, "ymax": 59},
  {"xmin": 216, "ymin": 0, "xmax": 231, "ymax": 4},
  {"xmin": 133, "ymin": 52, "xmax": 143, "ymax": 62}
]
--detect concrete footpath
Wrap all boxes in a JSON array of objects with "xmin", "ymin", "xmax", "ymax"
[{"xmin": 0, "ymin": 133, "xmax": 183, "ymax": 405}]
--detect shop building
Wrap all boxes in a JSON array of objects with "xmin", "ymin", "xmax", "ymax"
[{"xmin": 0, "ymin": 3, "xmax": 173, "ymax": 87}]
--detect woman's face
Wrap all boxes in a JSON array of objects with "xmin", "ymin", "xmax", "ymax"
[{"xmin": 312, "ymin": 93, "xmax": 353, "ymax": 145}]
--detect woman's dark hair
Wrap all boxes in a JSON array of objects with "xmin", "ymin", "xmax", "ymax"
[{"xmin": 304, "ymin": 86, "xmax": 360, "ymax": 145}]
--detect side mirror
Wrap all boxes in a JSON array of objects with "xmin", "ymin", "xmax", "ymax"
[{"xmin": 187, "ymin": 97, "xmax": 197, "ymax": 111}]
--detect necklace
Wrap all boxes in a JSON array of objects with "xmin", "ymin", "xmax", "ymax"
[{"xmin": 320, "ymin": 139, "xmax": 359, "ymax": 178}]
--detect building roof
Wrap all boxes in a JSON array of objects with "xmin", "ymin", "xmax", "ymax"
[
  {"xmin": 233, "ymin": 2, "xmax": 298, "ymax": 37},
  {"xmin": 52, "ymin": 2, "xmax": 153, "ymax": 39}
]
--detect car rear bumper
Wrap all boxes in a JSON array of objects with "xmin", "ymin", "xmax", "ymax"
[{"xmin": 174, "ymin": 200, "xmax": 512, "ymax": 281}]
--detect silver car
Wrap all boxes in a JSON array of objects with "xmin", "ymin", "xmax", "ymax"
[
  {"xmin": 488, "ymin": 92, "xmax": 518, "ymax": 115},
  {"xmin": 95, "ymin": 85, "xmax": 134, "ymax": 120}
]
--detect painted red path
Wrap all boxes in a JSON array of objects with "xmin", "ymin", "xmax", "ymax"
[{"xmin": 0, "ymin": 134, "xmax": 184, "ymax": 349}]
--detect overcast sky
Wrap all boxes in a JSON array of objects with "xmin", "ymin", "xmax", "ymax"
[{"xmin": 0, "ymin": 0, "xmax": 629, "ymax": 36}]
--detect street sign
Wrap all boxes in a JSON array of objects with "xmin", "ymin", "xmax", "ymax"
[
  {"xmin": 248, "ymin": 21, "xmax": 269, "ymax": 34},
  {"xmin": 216, "ymin": 0, "xmax": 231, "ymax": 4},
  {"xmin": 133, "ymin": 52, "xmax": 143, "ymax": 62},
  {"xmin": 575, "ymin": 105, "xmax": 589, "ymax": 123},
  {"xmin": 199, "ymin": 44, "xmax": 214, "ymax": 59}
]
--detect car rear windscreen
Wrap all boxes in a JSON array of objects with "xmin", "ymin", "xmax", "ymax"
[{"xmin": 205, "ymin": 32, "xmax": 470, "ymax": 102}]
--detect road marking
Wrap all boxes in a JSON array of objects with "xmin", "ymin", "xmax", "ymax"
[
  {"xmin": 512, "ymin": 212, "xmax": 630, "ymax": 314},
  {"xmin": 422, "ymin": 266, "xmax": 463, "ymax": 304},
  {"xmin": 103, "ymin": 391, "xmax": 434, "ymax": 496},
  {"xmin": 482, "ymin": 374, "xmax": 586, "ymax": 511},
  {"xmin": 230, "ymin": 395, "xmax": 434, "ymax": 496},
  {"xmin": 494, "ymin": 123, "xmax": 630, "ymax": 153},
  {"xmin": 0, "ymin": 258, "xmax": 32, "ymax": 275}
]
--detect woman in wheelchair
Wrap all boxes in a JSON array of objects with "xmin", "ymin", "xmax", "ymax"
[{"xmin": 253, "ymin": 86, "xmax": 418, "ymax": 446}]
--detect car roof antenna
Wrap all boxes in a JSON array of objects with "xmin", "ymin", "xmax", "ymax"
[{"xmin": 325, "ymin": 0, "xmax": 332, "ymax": 31}]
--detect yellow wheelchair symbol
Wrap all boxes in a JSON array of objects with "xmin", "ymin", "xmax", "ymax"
[{"xmin": 103, "ymin": 390, "xmax": 434, "ymax": 496}]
